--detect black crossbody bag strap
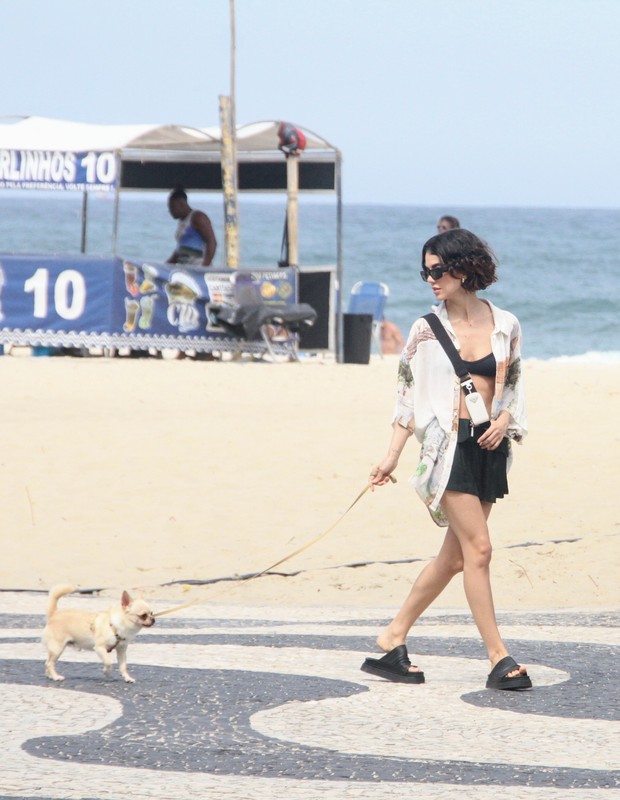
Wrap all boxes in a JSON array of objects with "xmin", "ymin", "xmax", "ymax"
[{"xmin": 422, "ymin": 313, "xmax": 475, "ymax": 392}]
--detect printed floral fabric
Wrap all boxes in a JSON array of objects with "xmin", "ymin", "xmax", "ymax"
[{"xmin": 392, "ymin": 301, "xmax": 527, "ymax": 527}]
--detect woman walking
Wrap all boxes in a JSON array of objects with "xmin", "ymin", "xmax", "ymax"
[{"xmin": 361, "ymin": 228, "xmax": 531, "ymax": 690}]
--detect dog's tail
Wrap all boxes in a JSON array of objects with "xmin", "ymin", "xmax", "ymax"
[{"xmin": 46, "ymin": 584, "xmax": 77, "ymax": 619}]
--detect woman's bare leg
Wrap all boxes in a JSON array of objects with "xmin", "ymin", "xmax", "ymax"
[
  {"xmin": 440, "ymin": 490, "xmax": 526, "ymax": 676},
  {"xmin": 376, "ymin": 526, "xmax": 464, "ymax": 659}
]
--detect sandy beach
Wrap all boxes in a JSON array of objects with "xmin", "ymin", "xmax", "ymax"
[{"xmin": 0, "ymin": 353, "xmax": 617, "ymax": 613}]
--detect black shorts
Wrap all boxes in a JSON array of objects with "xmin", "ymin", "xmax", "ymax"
[{"xmin": 445, "ymin": 419, "xmax": 509, "ymax": 503}]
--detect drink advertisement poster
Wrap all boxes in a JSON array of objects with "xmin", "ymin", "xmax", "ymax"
[{"xmin": 0, "ymin": 255, "xmax": 297, "ymax": 354}]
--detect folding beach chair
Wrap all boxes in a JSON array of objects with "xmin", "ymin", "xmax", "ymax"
[
  {"xmin": 210, "ymin": 272, "xmax": 316, "ymax": 361},
  {"xmin": 347, "ymin": 281, "xmax": 389, "ymax": 357}
]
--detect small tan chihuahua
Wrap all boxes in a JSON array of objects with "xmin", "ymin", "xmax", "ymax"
[{"xmin": 43, "ymin": 584, "xmax": 155, "ymax": 683}]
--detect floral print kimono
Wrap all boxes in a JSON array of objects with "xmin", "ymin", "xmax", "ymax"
[{"xmin": 392, "ymin": 300, "xmax": 527, "ymax": 527}]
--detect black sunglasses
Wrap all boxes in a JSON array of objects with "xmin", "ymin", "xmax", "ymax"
[{"xmin": 420, "ymin": 265, "xmax": 451, "ymax": 281}]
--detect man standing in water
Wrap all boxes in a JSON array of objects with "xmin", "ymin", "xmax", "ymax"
[{"xmin": 167, "ymin": 188, "xmax": 217, "ymax": 266}]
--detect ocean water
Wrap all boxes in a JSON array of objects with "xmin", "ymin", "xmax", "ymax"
[{"xmin": 0, "ymin": 191, "xmax": 619, "ymax": 361}]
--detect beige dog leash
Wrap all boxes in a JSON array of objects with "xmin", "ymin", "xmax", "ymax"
[{"xmin": 153, "ymin": 475, "xmax": 396, "ymax": 618}]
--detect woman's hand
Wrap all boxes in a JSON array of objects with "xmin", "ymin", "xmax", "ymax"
[
  {"xmin": 370, "ymin": 423, "xmax": 413, "ymax": 489},
  {"xmin": 369, "ymin": 452, "xmax": 399, "ymax": 490},
  {"xmin": 477, "ymin": 413, "xmax": 509, "ymax": 450}
]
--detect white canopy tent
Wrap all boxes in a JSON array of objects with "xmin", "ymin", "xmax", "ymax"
[
  {"xmin": 0, "ymin": 115, "xmax": 219, "ymax": 152},
  {"xmin": 0, "ymin": 116, "xmax": 340, "ymax": 189}
]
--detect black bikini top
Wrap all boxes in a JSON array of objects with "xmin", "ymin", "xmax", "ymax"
[{"xmin": 461, "ymin": 352, "xmax": 496, "ymax": 378}]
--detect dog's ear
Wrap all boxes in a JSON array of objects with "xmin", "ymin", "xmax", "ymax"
[{"xmin": 121, "ymin": 590, "xmax": 132, "ymax": 609}]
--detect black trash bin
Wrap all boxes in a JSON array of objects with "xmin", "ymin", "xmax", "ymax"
[{"xmin": 343, "ymin": 312, "xmax": 373, "ymax": 364}]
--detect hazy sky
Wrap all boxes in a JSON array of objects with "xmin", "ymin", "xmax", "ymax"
[{"xmin": 3, "ymin": 0, "xmax": 619, "ymax": 208}]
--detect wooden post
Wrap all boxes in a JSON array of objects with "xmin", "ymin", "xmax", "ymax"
[
  {"xmin": 230, "ymin": 0, "xmax": 236, "ymax": 136},
  {"xmin": 229, "ymin": 0, "xmax": 238, "ymax": 238},
  {"xmin": 80, "ymin": 191, "xmax": 88, "ymax": 254},
  {"xmin": 335, "ymin": 151, "xmax": 343, "ymax": 363},
  {"xmin": 111, "ymin": 159, "xmax": 122, "ymax": 256},
  {"xmin": 219, "ymin": 94, "xmax": 239, "ymax": 268},
  {"xmin": 286, "ymin": 154, "xmax": 299, "ymax": 267}
]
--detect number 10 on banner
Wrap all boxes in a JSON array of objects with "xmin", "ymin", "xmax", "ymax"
[{"xmin": 24, "ymin": 268, "xmax": 86, "ymax": 321}]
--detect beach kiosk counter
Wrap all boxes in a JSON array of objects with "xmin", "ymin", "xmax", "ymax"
[{"xmin": 0, "ymin": 255, "xmax": 307, "ymax": 356}]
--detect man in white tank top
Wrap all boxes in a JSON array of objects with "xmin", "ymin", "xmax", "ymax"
[{"xmin": 166, "ymin": 188, "xmax": 217, "ymax": 266}]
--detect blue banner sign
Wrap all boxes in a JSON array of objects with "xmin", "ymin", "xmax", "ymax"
[
  {"xmin": 0, "ymin": 254, "xmax": 297, "ymax": 353},
  {"xmin": 0, "ymin": 150, "xmax": 117, "ymax": 191}
]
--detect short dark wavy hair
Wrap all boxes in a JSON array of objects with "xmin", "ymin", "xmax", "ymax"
[{"xmin": 422, "ymin": 228, "xmax": 498, "ymax": 291}]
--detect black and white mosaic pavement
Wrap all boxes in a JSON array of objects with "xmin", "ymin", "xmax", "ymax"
[{"xmin": 0, "ymin": 594, "xmax": 618, "ymax": 799}]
